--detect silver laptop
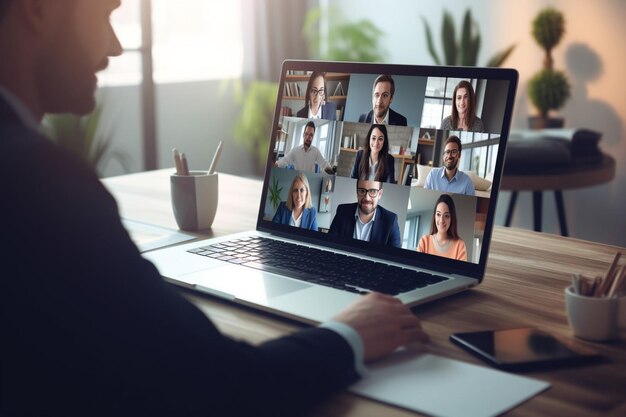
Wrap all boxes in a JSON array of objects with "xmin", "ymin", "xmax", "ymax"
[{"xmin": 144, "ymin": 60, "xmax": 518, "ymax": 324}]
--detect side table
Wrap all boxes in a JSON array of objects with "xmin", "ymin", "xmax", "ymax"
[{"xmin": 501, "ymin": 154, "xmax": 615, "ymax": 236}]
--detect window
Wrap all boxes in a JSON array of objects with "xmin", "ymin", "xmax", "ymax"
[
  {"xmin": 99, "ymin": 0, "xmax": 244, "ymax": 86},
  {"xmin": 152, "ymin": 0, "xmax": 243, "ymax": 83}
]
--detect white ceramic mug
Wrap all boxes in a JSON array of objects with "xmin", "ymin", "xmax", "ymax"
[
  {"xmin": 565, "ymin": 286, "xmax": 626, "ymax": 342},
  {"xmin": 170, "ymin": 172, "xmax": 218, "ymax": 231}
]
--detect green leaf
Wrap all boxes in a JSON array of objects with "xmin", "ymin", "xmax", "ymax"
[
  {"xmin": 441, "ymin": 11, "xmax": 458, "ymax": 65},
  {"xmin": 486, "ymin": 44, "xmax": 516, "ymax": 67},
  {"xmin": 421, "ymin": 16, "xmax": 441, "ymax": 65}
]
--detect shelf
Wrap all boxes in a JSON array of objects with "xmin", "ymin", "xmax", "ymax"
[
  {"xmin": 282, "ymin": 96, "xmax": 347, "ymax": 101},
  {"xmin": 285, "ymin": 73, "xmax": 350, "ymax": 82}
]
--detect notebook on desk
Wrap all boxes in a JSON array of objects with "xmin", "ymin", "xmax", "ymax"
[{"xmin": 144, "ymin": 60, "xmax": 518, "ymax": 324}]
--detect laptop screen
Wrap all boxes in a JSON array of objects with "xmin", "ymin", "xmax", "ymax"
[{"xmin": 257, "ymin": 61, "xmax": 518, "ymax": 280}]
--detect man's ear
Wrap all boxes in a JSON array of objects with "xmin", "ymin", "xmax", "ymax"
[
  {"xmin": 378, "ymin": 188, "xmax": 384, "ymax": 199},
  {"xmin": 17, "ymin": 0, "xmax": 53, "ymax": 33}
]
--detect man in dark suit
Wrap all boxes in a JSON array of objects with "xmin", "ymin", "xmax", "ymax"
[
  {"xmin": 358, "ymin": 74, "xmax": 408, "ymax": 126},
  {"xmin": 329, "ymin": 180, "xmax": 401, "ymax": 248},
  {"xmin": 0, "ymin": 1, "xmax": 428, "ymax": 416}
]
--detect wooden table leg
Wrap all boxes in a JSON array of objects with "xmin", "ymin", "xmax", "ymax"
[
  {"xmin": 533, "ymin": 191, "xmax": 542, "ymax": 232},
  {"xmin": 554, "ymin": 190, "xmax": 569, "ymax": 237},
  {"xmin": 505, "ymin": 191, "xmax": 518, "ymax": 227}
]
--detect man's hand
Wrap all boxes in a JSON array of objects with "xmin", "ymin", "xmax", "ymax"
[{"xmin": 333, "ymin": 292, "xmax": 429, "ymax": 362}]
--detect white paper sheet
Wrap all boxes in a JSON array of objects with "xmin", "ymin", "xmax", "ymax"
[
  {"xmin": 121, "ymin": 219, "xmax": 196, "ymax": 253},
  {"xmin": 350, "ymin": 351, "xmax": 550, "ymax": 417}
]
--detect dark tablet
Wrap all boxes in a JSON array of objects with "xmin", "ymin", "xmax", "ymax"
[{"xmin": 450, "ymin": 327, "xmax": 602, "ymax": 372}]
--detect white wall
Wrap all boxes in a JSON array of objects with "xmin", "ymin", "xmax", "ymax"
[
  {"xmin": 330, "ymin": 0, "xmax": 626, "ymax": 247},
  {"xmin": 98, "ymin": 80, "xmax": 257, "ymax": 179}
]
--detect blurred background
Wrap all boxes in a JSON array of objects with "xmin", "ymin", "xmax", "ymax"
[{"xmin": 68, "ymin": 0, "xmax": 625, "ymax": 247}]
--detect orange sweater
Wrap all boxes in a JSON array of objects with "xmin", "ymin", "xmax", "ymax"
[{"xmin": 417, "ymin": 234, "xmax": 467, "ymax": 261}]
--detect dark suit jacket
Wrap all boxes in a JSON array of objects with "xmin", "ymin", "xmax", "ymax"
[
  {"xmin": 296, "ymin": 101, "xmax": 337, "ymax": 120},
  {"xmin": 0, "ymin": 94, "xmax": 358, "ymax": 416},
  {"xmin": 358, "ymin": 108, "xmax": 407, "ymax": 126},
  {"xmin": 350, "ymin": 149, "xmax": 396, "ymax": 183},
  {"xmin": 272, "ymin": 201, "xmax": 318, "ymax": 231},
  {"xmin": 328, "ymin": 203, "xmax": 401, "ymax": 248}
]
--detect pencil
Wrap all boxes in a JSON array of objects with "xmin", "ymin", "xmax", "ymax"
[
  {"xmin": 600, "ymin": 252, "xmax": 622, "ymax": 296},
  {"xmin": 209, "ymin": 141, "xmax": 223, "ymax": 175},
  {"xmin": 608, "ymin": 265, "xmax": 626, "ymax": 297},
  {"xmin": 181, "ymin": 152, "xmax": 190, "ymax": 176},
  {"xmin": 172, "ymin": 148, "xmax": 183, "ymax": 175}
]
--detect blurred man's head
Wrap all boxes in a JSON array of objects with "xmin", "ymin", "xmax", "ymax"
[{"xmin": 0, "ymin": 0, "xmax": 123, "ymax": 119}]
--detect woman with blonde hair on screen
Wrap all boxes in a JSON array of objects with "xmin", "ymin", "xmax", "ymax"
[
  {"xmin": 272, "ymin": 172, "xmax": 318, "ymax": 231},
  {"xmin": 417, "ymin": 194, "xmax": 467, "ymax": 261}
]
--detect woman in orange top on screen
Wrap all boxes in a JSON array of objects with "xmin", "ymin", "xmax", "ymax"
[{"xmin": 417, "ymin": 194, "xmax": 467, "ymax": 261}]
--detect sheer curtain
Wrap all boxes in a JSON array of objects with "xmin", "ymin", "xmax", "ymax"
[{"xmin": 241, "ymin": 0, "xmax": 313, "ymax": 82}]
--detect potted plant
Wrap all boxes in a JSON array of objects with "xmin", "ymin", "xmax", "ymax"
[
  {"xmin": 268, "ymin": 176, "xmax": 283, "ymax": 212},
  {"xmin": 422, "ymin": 9, "xmax": 516, "ymax": 67},
  {"xmin": 43, "ymin": 105, "xmax": 131, "ymax": 177},
  {"xmin": 232, "ymin": 80, "xmax": 278, "ymax": 176},
  {"xmin": 527, "ymin": 7, "xmax": 571, "ymax": 129}
]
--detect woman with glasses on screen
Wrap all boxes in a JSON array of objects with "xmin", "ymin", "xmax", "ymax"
[
  {"xmin": 440, "ymin": 80, "xmax": 484, "ymax": 132},
  {"xmin": 351, "ymin": 124, "xmax": 396, "ymax": 183},
  {"xmin": 296, "ymin": 71, "xmax": 337, "ymax": 120},
  {"xmin": 272, "ymin": 172, "xmax": 318, "ymax": 231},
  {"xmin": 417, "ymin": 194, "xmax": 467, "ymax": 261}
]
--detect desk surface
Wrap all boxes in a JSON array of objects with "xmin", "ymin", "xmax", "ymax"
[{"xmin": 103, "ymin": 169, "xmax": 626, "ymax": 417}]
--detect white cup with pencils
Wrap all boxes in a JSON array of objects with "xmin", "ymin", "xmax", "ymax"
[
  {"xmin": 170, "ymin": 143, "xmax": 222, "ymax": 231},
  {"xmin": 565, "ymin": 252, "xmax": 626, "ymax": 342}
]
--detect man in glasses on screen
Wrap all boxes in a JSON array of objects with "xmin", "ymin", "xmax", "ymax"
[
  {"xmin": 424, "ymin": 135, "xmax": 476, "ymax": 196},
  {"xmin": 329, "ymin": 179, "xmax": 401, "ymax": 247}
]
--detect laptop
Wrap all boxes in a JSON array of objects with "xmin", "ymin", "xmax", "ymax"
[{"xmin": 144, "ymin": 60, "xmax": 518, "ymax": 324}]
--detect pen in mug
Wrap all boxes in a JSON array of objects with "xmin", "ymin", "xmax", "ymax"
[
  {"xmin": 172, "ymin": 148, "xmax": 183, "ymax": 175},
  {"xmin": 209, "ymin": 141, "xmax": 223, "ymax": 175},
  {"xmin": 180, "ymin": 152, "xmax": 190, "ymax": 176}
]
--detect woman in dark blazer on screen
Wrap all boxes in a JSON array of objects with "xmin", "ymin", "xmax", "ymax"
[{"xmin": 351, "ymin": 124, "xmax": 395, "ymax": 183}]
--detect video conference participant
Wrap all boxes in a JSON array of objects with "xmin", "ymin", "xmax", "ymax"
[
  {"xmin": 351, "ymin": 124, "xmax": 395, "ymax": 183},
  {"xmin": 417, "ymin": 194, "xmax": 467, "ymax": 261},
  {"xmin": 275, "ymin": 121, "xmax": 334, "ymax": 174},
  {"xmin": 296, "ymin": 71, "xmax": 337, "ymax": 120},
  {"xmin": 272, "ymin": 172, "xmax": 318, "ymax": 231},
  {"xmin": 424, "ymin": 135, "xmax": 475, "ymax": 196},
  {"xmin": 329, "ymin": 179, "xmax": 401, "ymax": 248},
  {"xmin": 358, "ymin": 74, "xmax": 407, "ymax": 126},
  {"xmin": 440, "ymin": 80, "xmax": 484, "ymax": 132}
]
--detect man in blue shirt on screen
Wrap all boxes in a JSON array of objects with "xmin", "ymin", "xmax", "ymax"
[{"xmin": 424, "ymin": 135, "xmax": 476, "ymax": 196}]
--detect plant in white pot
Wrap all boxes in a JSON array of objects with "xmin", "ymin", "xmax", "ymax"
[{"xmin": 527, "ymin": 7, "xmax": 571, "ymax": 129}]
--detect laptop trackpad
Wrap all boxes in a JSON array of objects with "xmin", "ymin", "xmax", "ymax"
[{"xmin": 182, "ymin": 265, "xmax": 310, "ymax": 304}]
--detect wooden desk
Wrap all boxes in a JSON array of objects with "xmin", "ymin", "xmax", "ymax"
[{"xmin": 103, "ymin": 169, "xmax": 626, "ymax": 417}]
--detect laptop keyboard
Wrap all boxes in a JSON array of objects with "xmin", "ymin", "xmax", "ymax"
[{"xmin": 186, "ymin": 237, "xmax": 448, "ymax": 295}]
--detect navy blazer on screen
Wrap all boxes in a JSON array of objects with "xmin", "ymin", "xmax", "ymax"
[
  {"xmin": 296, "ymin": 101, "xmax": 337, "ymax": 120},
  {"xmin": 272, "ymin": 201, "xmax": 318, "ymax": 231},
  {"xmin": 328, "ymin": 203, "xmax": 401, "ymax": 248},
  {"xmin": 350, "ymin": 149, "xmax": 396, "ymax": 183},
  {"xmin": 0, "ymin": 94, "xmax": 358, "ymax": 416},
  {"xmin": 357, "ymin": 108, "xmax": 407, "ymax": 126}
]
